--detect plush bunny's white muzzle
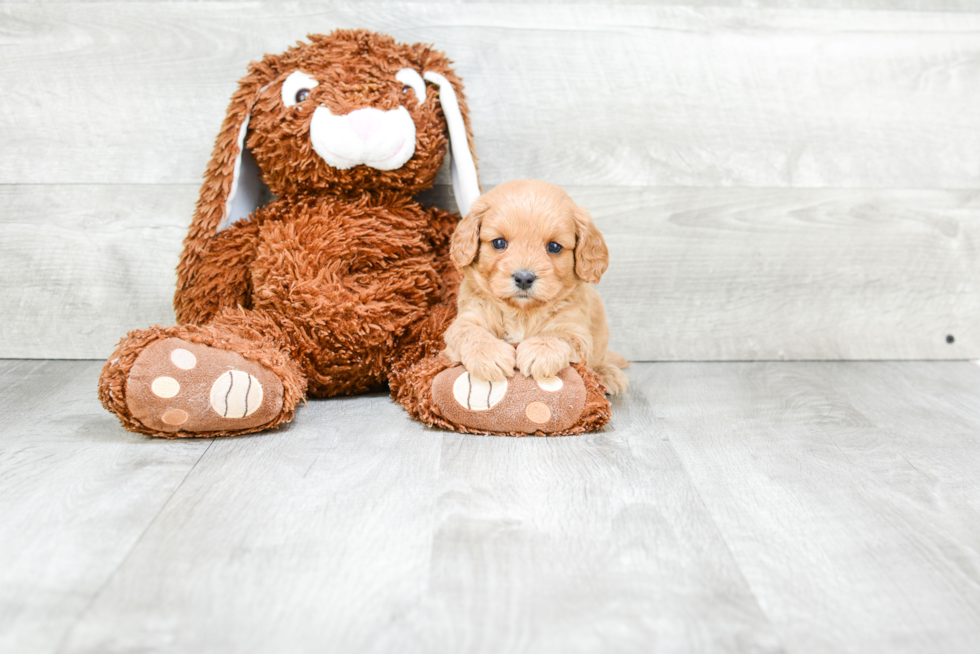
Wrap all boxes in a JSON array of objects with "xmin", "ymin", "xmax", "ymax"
[{"xmin": 310, "ymin": 106, "xmax": 416, "ymax": 171}]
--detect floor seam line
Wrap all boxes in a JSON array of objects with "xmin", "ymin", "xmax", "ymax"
[
  {"xmin": 53, "ymin": 438, "xmax": 216, "ymax": 654},
  {"xmin": 664, "ymin": 435, "xmax": 791, "ymax": 653}
]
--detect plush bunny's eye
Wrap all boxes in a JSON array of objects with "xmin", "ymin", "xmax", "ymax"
[
  {"xmin": 281, "ymin": 71, "xmax": 319, "ymax": 108},
  {"xmin": 396, "ymin": 68, "xmax": 426, "ymax": 102}
]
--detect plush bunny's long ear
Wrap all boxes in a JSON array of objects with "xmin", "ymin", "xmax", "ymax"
[
  {"xmin": 423, "ymin": 71, "xmax": 480, "ymax": 217},
  {"xmin": 189, "ymin": 78, "xmax": 271, "ymax": 240},
  {"xmin": 217, "ymin": 116, "xmax": 271, "ymax": 233},
  {"xmin": 175, "ymin": 71, "xmax": 271, "ymax": 325}
]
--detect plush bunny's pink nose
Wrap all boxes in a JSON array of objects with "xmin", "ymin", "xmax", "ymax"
[{"xmin": 347, "ymin": 108, "xmax": 383, "ymax": 141}]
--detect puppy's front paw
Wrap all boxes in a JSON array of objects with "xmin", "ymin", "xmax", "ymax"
[
  {"xmin": 598, "ymin": 364, "xmax": 629, "ymax": 395},
  {"xmin": 462, "ymin": 339, "xmax": 517, "ymax": 382},
  {"xmin": 517, "ymin": 337, "xmax": 572, "ymax": 381}
]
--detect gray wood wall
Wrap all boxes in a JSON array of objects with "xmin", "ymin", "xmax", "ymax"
[{"xmin": 1, "ymin": 1, "xmax": 977, "ymax": 361}]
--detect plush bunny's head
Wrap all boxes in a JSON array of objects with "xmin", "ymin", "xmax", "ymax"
[{"xmin": 194, "ymin": 30, "xmax": 479, "ymax": 235}]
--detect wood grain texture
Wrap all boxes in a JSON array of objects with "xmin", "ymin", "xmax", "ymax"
[
  {"xmin": 582, "ymin": 186, "xmax": 980, "ymax": 361},
  {"xmin": 0, "ymin": 185, "xmax": 189, "ymax": 359},
  {"xmin": 16, "ymin": 0, "xmax": 980, "ymax": 9},
  {"xmin": 57, "ymin": 391, "xmax": 448, "ymax": 653},
  {"xmin": 1, "ymin": 3, "xmax": 979, "ymax": 188},
  {"xmin": 642, "ymin": 361, "xmax": 980, "ymax": 653},
  {"xmin": 3, "ymin": 184, "xmax": 975, "ymax": 361},
  {"xmin": 55, "ymin": 366, "xmax": 782, "ymax": 654},
  {"xmin": 387, "ymin": 402, "xmax": 781, "ymax": 652},
  {"xmin": 5, "ymin": 360, "xmax": 980, "ymax": 652},
  {"xmin": 0, "ymin": 360, "xmax": 211, "ymax": 654}
]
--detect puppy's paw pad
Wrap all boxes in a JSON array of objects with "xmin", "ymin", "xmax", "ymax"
[{"xmin": 126, "ymin": 338, "xmax": 283, "ymax": 434}]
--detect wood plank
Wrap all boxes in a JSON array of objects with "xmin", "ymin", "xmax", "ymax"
[
  {"xmin": 0, "ymin": 360, "xmax": 211, "ymax": 654},
  {"xmin": 58, "ymin": 365, "xmax": 783, "ymax": 654},
  {"xmin": 16, "ymin": 0, "xmax": 980, "ymax": 10},
  {"xmin": 645, "ymin": 361, "xmax": 980, "ymax": 653},
  {"xmin": 2, "ymin": 184, "xmax": 976, "ymax": 361},
  {"xmin": 6, "ymin": 360, "xmax": 980, "ymax": 652},
  {"xmin": 1, "ymin": 3, "xmax": 979, "ymax": 188},
  {"xmin": 397, "ymin": 397, "xmax": 782, "ymax": 652},
  {"xmin": 57, "ymin": 392, "xmax": 449, "ymax": 653},
  {"xmin": 583, "ymin": 186, "xmax": 980, "ymax": 361},
  {"xmin": 0, "ymin": 184, "xmax": 189, "ymax": 359}
]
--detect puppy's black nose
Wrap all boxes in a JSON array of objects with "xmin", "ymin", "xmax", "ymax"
[{"xmin": 513, "ymin": 270, "xmax": 536, "ymax": 291}]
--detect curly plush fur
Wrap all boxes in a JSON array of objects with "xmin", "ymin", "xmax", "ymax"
[
  {"xmin": 99, "ymin": 29, "xmax": 611, "ymax": 438},
  {"xmin": 99, "ymin": 30, "xmax": 472, "ymax": 437}
]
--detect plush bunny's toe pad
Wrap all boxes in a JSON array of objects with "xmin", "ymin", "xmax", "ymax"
[
  {"xmin": 125, "ymin": 338, "xmax": 284, "ymax": 433},
  {"xmin": 431, "ymin": 366, "xmax": 587, "ymax": 434}
]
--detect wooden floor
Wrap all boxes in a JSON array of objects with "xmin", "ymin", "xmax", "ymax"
[{"xmin": 2, "ymin": 359, "xmax": 979, "ymax": 653}]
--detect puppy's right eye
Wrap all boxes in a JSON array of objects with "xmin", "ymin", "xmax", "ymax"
[{"xmin": 491, "ymin": 238, "xmax": 507, "ymax": 251}]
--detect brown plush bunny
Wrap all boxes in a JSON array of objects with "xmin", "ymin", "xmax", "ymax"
[{"xmin": 99, "ymin": 29, "xmax": 609, "ymax": 438}]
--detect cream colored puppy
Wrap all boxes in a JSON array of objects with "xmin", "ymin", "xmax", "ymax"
[{"xmin": 444, "ymin": 179, "xmax": 629, "ymax": 394}]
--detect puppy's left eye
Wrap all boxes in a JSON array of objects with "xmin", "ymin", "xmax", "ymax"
[
  {"xmin": 547, "ymin": 242, "xmax": 563, "ymax": 254},
  {"xmin": 491, "ymin": 238, "xmax": 508, "ymax": 250}
]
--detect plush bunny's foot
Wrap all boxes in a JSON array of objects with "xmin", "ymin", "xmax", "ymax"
[
  {"xmin": 124, "ymin": 338, "xmax": 284, "ymax": 434},
  {"xmin": 391, "ymin": 355, "xmax": 610, "ymax": 436},
  {"xmin": 432, "ymin": 366, "xmax": 587, "ymax": 434},
  {"xmin": 101, "ymin": 324, "xmax": 306, "ymax": 438}
]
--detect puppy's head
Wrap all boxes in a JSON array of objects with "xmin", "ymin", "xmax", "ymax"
[{"xmin": 450, "ymin": 180, "xmax": 609, "ymax": 309}]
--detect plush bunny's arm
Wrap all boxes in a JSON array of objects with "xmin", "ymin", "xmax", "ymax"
[{"xmin": 174, "ymin": 219, "xmax": 260, "ymax": 325}]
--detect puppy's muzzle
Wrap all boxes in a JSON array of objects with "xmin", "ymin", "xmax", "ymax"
[{"xmin": 513, "ymin": 270, "xmax": 537, "ymax": 291}]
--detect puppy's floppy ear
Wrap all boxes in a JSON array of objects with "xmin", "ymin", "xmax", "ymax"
[
  {"xmin": 572, "ymin": 205, "xmax": 609, "ymax": 284},
  {"xmin": 450, "ymin": 195, "xmax": 490, "ymax": 269}
]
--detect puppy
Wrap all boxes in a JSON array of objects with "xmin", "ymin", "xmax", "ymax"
[{"xmin": 444, "ymin": 179, "xmax": 629, "ymax": 395}]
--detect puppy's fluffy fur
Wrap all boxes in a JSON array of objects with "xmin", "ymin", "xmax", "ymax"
[{"xmin": 444, "ymin": 179, "xmax": 629, "ymax": 394}]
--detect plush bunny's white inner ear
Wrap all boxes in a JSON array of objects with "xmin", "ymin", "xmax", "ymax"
[
  {"xmin": 217, "ymin": 114, "xmax": 272, "ymax": 233},
  {"xmin": 396, "ymin": 68, "xmax": 425, "ymax": 101},
  {"xmin": 423, "ymin": 71, "xmax": 480, "ymax": 217}
]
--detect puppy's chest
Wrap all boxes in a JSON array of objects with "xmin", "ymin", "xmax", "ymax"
[{"xmin": 500, "ymin": 315, "xmax": 547, "ymax": 344}]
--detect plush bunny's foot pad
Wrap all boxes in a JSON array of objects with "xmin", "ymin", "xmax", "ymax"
[
  {"xmin": 432, "ymin": 366, "xmax": 588, "ymax": 433},
  {"xmin": 125, "ymin": 338, "xmax": 284, "ymax": 434},
  {"xmin": 392, "ymin": 355, "xmax": 610, "ymax": 436}
]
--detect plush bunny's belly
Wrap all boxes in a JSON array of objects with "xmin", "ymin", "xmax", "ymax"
[{"xmin": 244, "ymin": 197, "xmax": 456, "ymax": 395}]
